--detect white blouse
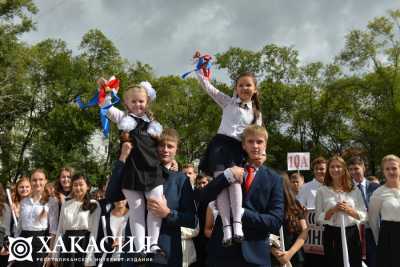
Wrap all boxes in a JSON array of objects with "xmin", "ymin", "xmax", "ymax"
[
  {"xmin": 368, "ymin": 185, "xmax": 400, "ymax": 243},
  {"xmin": 107, "ymin": 106, "xmax": 151, "ymax": 124},
  {"xmin": 0, "ymin": 204, "xmax": 11, "ymax": 236},
  {"xmin": 297, "ymin": 179, "xmax": 324, "ymax": 210},
  {"xmin": 109, "ymin": 213, "xmax": 128, "ymax": 259},
  {"xmin": 110, "ymin": 213, "xmax": 128, "ymax": 237},
  {"xmin": 55, "ymin": 199, "xmax": 101, "ymax": 266},
  {"xmin": 196, "ymin": 72, "xmax": 262, "ymax": 141},
  {"xmin": 315, "ymin": 185, "xmax": 367, "ymax": 227},
  {"xmin": 57, "ymin": 199, "xmax": 101, "ymax": 232},
  {"xmin": 18, "ymin": 196, "xmax": 59, "ymax": 235}
]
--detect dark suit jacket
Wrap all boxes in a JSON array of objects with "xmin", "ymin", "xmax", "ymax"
[
  {"xmin": 198, "ymin": 166, "xmax": 284, "ymax": 267},
  {"xmin": 365, "ymin": 180, "xmax": 379, "ymax": 207},
  {"xmin": 109, "ymin": 161, "xmax": 197, "ymax": 267}
]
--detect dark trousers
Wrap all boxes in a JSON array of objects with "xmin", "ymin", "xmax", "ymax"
[{"xmin": 322, "ymin": 225, "xmax": 361, "ymax": 267}]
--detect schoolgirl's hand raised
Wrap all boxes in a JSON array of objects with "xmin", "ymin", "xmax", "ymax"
[{"xmin": 96, "ymin": 77, "xmax": 107, "ymax": 87}]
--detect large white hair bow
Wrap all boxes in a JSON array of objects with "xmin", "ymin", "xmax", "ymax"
[{"xmin": 140, "ymin": 81, "xmax": 156, "ymax": 102}]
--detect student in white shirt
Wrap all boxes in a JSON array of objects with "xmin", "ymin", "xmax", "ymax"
[
  {"xmin": 15, "ymin": 169, "xmax": 59, "ymax": 267},
  {"xmin": 54, "ymin": 174, "xmax": 100, "ymax": 267},
  {"xmin": 315, "ymin": 156, "xmax": 366, "ymax": 267},
  {"xmin": 196, "ymin": 69, "xmax": 262, "ymax": 246},
  {"xmin": 368, "ymin": 154, "xmax": 400, "ymax": 267},
  {"xmin": 297, "ymin": 157, "xmax": 327, "ymax": 267},
  {"xmin": 297, "ymin": 156, "xmax": 327, "ymax": 209},
  {"xmin": 98, "ymin": 199, "xmax": 128, "ymax": 267}
]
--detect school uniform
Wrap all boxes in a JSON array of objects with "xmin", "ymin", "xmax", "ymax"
[
  {"xmin": 354, "ymin": 178, "xmax": 379, "ymax": 267},
  {"xmin": 97, "ymin": 211, "xmax": 128, "ymax": 267},
  {"xmin": 195, "ymin": 72, "xmax": 262, "ymax": 176},
  {"xmin": 107, "ymin": 107, "xmax": 164, "ymax": 192},
  {"xmin": 54, "ymin": 198, "xmax": 101, "ymax": 267},
  {"xmin": 368, "ymin": 185, "xmax": 400, "ymax": 267},
  {"xmin": 181, "ymin": 225, "xmax": 199, "ymax": 267},
  {"xmin": 15, "ymin": 196, "xmax": 59, "ymax": 267},
  {"xmin": 315, "ymin": 186, "xmax": 366, "ymax": 267},
  {"xmin": 113, "ymin": 164, "xmax": 197, "ymax": 267},
  {"xmin": 194, "ymin": 165, "xmax": 284, "ymax": 267}
]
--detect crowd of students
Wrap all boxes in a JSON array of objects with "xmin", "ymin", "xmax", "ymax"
[
  {"xmin": 0, "ymin": 137, "xmax": 399, "ymax": 267},
  {"xmin": 0, "ymin": 65, "xmax": 399, "ymax": 267}
]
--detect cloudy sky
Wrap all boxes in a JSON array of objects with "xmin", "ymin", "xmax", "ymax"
[{"xmin": 22, "ymin": 0, "xmax": 399, "ymax": 81}]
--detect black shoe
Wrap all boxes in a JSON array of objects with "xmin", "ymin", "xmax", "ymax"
[
  {"xmin": 150, "ymin": 244, "xmax": 168, "ymax": 264},
  {"xmin": 222, "ymin": 238, "xmax": 233, "ymax": 247},
  {"xmin": 232, "ymin": 221, "xmax": 244, "ymax": 244},
  {"xmin": 135, "ymin": 248, "xmax": 147, "ymax": 258},
  {"xmin": 233, "ymin": 234, "xmax": 244, "ymax": 244}
]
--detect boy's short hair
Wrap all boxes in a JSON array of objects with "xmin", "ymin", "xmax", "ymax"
[
  {"xmin": 311, "ymin": 156, "xmax": 327, "ymax": 169},
  {"xmin": 182, "ymin": 163, "xmax": 195, "ymax": 170},
  {"xmin": 290, "ymin": 172, "xmax": 304, "ymax": 180},
  {"xmin": 242, "ymin": 125, "xmax": 268, "ymax": 142},
  {"xmin": 347, "ymin": 156, "xmax": 365, "ymax": 167},
  {"xmin": 159, "ymin": 128, "xmax": 180, "ymax": 145}
]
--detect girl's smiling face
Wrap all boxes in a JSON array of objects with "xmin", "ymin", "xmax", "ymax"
[
  {"xmin": 236, "ymin": 76, "xmax": 257, "ymax": 102},
  {"xmin": 124, "ymin": 89, "xmax": 148, "ymax": 117}
]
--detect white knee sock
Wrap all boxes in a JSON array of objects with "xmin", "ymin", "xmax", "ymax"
[
  {"xmin": 229, "ymin": 183, "xmax": 243, "ymax": 238},
  {"xmin": 216, "ymin": 188, "xmax": 232, "ymax": 241},
  {"xmin": 122, "ymin": 189, "xmax": 146, "ymax": 251},
  {"xmin": 145, "ymin": 185, "xmax": 163, "ymax": 249}
]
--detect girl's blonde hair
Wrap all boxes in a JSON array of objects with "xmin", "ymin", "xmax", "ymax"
[
  {"xmin": 124, "ymin": 85, "xmax": 154, "ymax": 120},
  {"xmin": 381, "ymin": 154, "xmax": 400, "ymax": 170}
]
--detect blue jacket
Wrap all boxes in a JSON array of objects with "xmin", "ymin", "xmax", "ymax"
[
  {"xmin": 108, "ymin": 161, "xmax": 197, "ymax": 267},
  {"xmin": 198, "ymin": 166, "xmax": 284, "ymax": 267}
]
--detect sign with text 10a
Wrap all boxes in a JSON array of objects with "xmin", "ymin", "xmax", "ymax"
[{"xmin": 287, "ymin": 152, "xmax": 310, "ymax": 171}]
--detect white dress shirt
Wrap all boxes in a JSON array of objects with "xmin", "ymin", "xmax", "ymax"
[
  {"xmin": 368, "ymin": 185, "xmax": 400, "ymax": 243},
  {"xmin": 315, "ymin": 185, "xmax": 367, "ymax": 227},
  {"xmin": 196, "ymin": 72, "xmax": 262, "ymax": 141},
  {"xmin": 18, "ymin": 196, "xmax": 59, "ymax": 235},
  {"xmin": 55, "ymin": 198, "xmax": 101, "ymax": 266},
  {"xmin": 297, "ymin": 179, "xmax": 323, "ymax": 209},
  {"xmin": 0, "ymin": 204, "xmax": 11, "ymax": 236},
  {"xmin": 109, "ymin": 213, "xmax": 128, "ymax": 259},
  {"xmin": 57, "ymin": 199, "xmax": 101, "ymax": 232},
  {"xmin": 181, "ymin": 224, "xmax": 200, "ymax": 267},
  {"xmin": 107, "ymin": 106, "xmax": 151, "ymax": 123}
]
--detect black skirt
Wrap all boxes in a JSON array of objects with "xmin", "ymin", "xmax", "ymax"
[
  {"xmin": 121, "ymin": 117, "xmax": 164, "ymax": 192},
  {"xmin": 322, "ymin": 224, "xmax": 362, "ymax": 267},
  {"xmin": 13, "ymin": 230, "xmax": 48, "ymax": 267},
  {"xmin": 199, "ymin": 134, "xmax": 246, "ymax": 176},
  {"xmin": 60, "ymin": 229, "xmax": 90, "ymax": 267},
  {"xmin": 376, "ymin": 220, "xmax": 400, "ymax": 267}
]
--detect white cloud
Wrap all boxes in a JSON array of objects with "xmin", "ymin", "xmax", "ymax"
[{"xmin": 23, "ymin": 0, "xmax": 399, "ymax": 82}]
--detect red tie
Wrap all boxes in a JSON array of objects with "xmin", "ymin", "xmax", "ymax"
[{"xmin": 245, "ymin": 166, "xmax": 255, "ymax": 192}]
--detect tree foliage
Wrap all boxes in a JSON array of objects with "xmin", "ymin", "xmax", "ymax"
[{"xmin": 1, "ymin": 7, "xmax": 400, "ymax": 183}]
